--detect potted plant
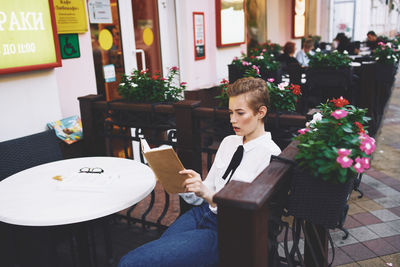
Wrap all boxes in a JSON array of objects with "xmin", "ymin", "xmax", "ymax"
[
  {"xmin": 118, "ymin": 66, "xmax": 187, "ymax": 103},
  {"xmin": 306, "ymin": 49, "xmax": 354, "ymax": 108},
  {"xmin": 288, "ymin": 97, "xmax": 375, "ymax": 228},
  {"xmin": 266, "ymin": 80, "xmax": 302, "ymax": 113},
  {"xmin": 228, "ymin": 52, "xmax": 280, "ymax": 83},
  {"xmin": 372, "ymin": 41, "xmax": 399, "ymax": 82}
]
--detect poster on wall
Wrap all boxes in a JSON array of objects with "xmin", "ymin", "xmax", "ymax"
[
  {"xmin": 215, "ymin": 0, "xmax": 245, "ymax": 47},
  {"xmin": 87, "ymin": 0, "xmax": 113, "ymax": 24},
  {"xmin": 0, "ymin": 0, "xmax": 62, "ymax": 74},
  {"xmin": 292, "ymin": 0, "xmax": 306, "ymax": 38},
  {"xmin": 53, "ymin": 0, "xmax": 88, "ymax": 33},
  {"xmin": 193, "ymin": 12, "xmax": 205, "ymax": 60}
]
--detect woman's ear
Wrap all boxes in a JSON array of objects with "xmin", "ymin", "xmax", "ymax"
[{"xmin": 258, "ymin": 106, "xmax": 267, "ymax": 119}]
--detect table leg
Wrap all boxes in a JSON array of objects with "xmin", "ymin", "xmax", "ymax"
[{"xmin": 75, "ymin": 222, "xmax": 93, "ymax": 267}]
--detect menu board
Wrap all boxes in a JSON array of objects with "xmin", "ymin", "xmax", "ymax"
[{"xmin": 0, "ymin": 0, "xmax": 61, "ymax": 74}]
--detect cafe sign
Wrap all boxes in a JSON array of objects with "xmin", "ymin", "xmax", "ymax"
[{"xmin": 0, "ymin": 0, "xmax": 61, "ymax": 75}]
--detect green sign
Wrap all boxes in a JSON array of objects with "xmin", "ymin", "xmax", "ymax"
[
  {"xmin": 0, "ymin": 0, "xmax": 61, "ymax": 74},
  {"xmin": 59, "ymin": 34, "xmax": 80, "ymax": 59}
]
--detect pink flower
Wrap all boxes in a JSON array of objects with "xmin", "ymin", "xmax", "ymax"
[
  {"xmin": 353, "ymin": 158, "xmax": 365, "ymax": 173},
  {"xmin": 336, "ymin": 156, "xmax": 353, "ymax": 168},
  {"xmin": 359, "ymin": 157, "xmax": 370, "ymax": 169},
  {"xmin": 233, "ymin": 57, "xmax": 238, "ymax": 61},
  {"xmin": 359, "ymin": 134, "xmax": 376, "ymax": 155},
  {"xmin": 278, "ymin": 82, "xmax": 288, "ymax": 91},
  {"xmin": 242, "ymin": 61, "xmax": 250, "ymax": 66},
  {"xmin": 180, "ymin": 82, "xmax": 187, "ymax": 86},
  {"xmin": 331, "ymin": 109, "xmax": 348, "ymax": 119},
  {"xmin": 252, "ymin": 65, "xmax": 260, "ymax": 74},
  {"xmin": 337, "ymin": 148, "xmax": 351, "ymax": 157},
  {"xmin": 170, "ymin": 66, "xmax": 179, "ymax": 71},
  {"xmin": 378, "ymin": 42, "xmax": 385, "ymax": 46},
  {"xmin": 297, "ymin": 128, "xmax": 309, "ymax": 135},
  {"xmin": 267, "ymin": 78, "xmax": 275, "ymax": 82},
  {"xmin": 262, "ymin": 48, "xmax": 266, "ymax": 52}
]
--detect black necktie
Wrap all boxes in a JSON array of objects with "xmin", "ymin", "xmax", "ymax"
[{"xmin": 222, "ymin": 145, "xmax": 244, "ymax": 184}]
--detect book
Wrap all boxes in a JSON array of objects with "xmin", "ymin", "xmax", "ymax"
[
  {"xmin": 140, "ymin": 138, "xmax": 187, "ymax": 194},
  {"xmin": 47, "ymin": 115, "xmax": 83, "ymax": 144}
]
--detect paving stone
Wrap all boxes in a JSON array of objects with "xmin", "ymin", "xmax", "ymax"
[
  {"xmin": 370, "ymin": 209, "xmax": 400, "ymax": 222},
  {"xmin": 328, "ymin": 247, "xmax": 354, "ymax": 266},
  {"xmin": 340, "ymin": 243, "xmax": 377, "ymax": 261},
  {"xmin": 380, "ymin": 253, "xmax": 400, "ymax": 267},
  {"xmin": 335, "ymin": 263, "xmax": 360, "ymax": 267},
  {"xmin": 375, "ymin": 197, "xmax": 400, "ymax": 209},
  {"xmin": 352, "ymin": 212, "xmax": 382, "ymax": 225},
  {"xmin": 354, "ymin": 256, "xmax": 388, "ymax": 266},
  {"xmin": 367, "ymin": 222, "xmax": 400, "ymax": 238},
  {"xmin": 386, "ymin": 219, "xmax": 400, "ymax": 231},
  {"xmin": 388, "ymin": 206, "xmax": 400, "ymax": 217},
  {"xmin": 330, "ymin": 230, "xmax": 359, "ymax": 248},
  {"xmin": 362, "ymin": 175, "xmax": 389, "ymax": 190},
  {"xmin": 362, "ymin": 238, "xmax": 398, "ymax": 256},
  {"xmin": 363, "ymin": 189, "xmax": 386, "ymax": 200},
  {"xmin": 356, "ymin": 200, "xmax": 384, "ymax": 211},
  {"xmin": 348, "ymin": 203, "xmax": 367, "ymax": 215},
  {"xmin": 376, "ymin": 186, "xmax": 400, "ymax": 197},
  {"xmin": 343, "ymin": 215, "xmax": 362, "ymax": 229},
  {"xmin": 347, "ymin": 226, "xmax": 379, "ymax": 242},
  {"xmin": 377, "ymin": 176, "xmax": 400, "ymax": 187},
  {"xmin": 383, "ymin": 235, "xmax": 400, "ymax": 251}
]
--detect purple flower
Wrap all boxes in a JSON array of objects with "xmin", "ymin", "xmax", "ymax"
[
  {"xmin": 336, "ymin": 156, "xmax": 353, "ymax": 168},
  {"xmin": 331, "ymin": 109, "xmax": 348, "ymax": 119}
]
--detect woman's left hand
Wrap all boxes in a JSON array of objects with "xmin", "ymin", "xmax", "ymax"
[{"xmin": 179, "ymin": 169, "xmax": 215, "ymax": 205}]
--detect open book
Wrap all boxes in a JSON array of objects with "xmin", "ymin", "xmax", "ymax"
[{"xmin": 140, "ymin": 139, "xmax": 187, "ymax": 194}]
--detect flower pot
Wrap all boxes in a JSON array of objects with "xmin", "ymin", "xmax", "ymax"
[
  {"xmin": 375, "ymin": 63, "xmax": 395, "ymax": 83},
  {"xmin": 287, "ymin": 168, "xmax": 354, "ymax": 229}
]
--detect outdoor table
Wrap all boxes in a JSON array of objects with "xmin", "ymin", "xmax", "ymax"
[{"xmin": 0, "ymin": 156, "xmax": 156, "ymax": 266}]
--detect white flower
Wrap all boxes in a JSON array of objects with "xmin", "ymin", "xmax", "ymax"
[
  {"xmin": 343, "ymin": 50, "xmax": 348, "ymax": 54},
  {"xmin": 270, "ymin": 54, "xmax": 274, "ymax": 57},
  {"xmin": 278, "ymin": 82, "xmax": 288, "ymax": 90},
  {"xmin": 375, "ymin": 57, "xmax": 379, "ymax": 60},
  {"xmin": 316, "ymin": 48, "xmax": 321, "ymax": 52},
  {"xmin": 256, "ymin": 56, "xmax": 264, "ymax": 60},
  {"xmin": 131, "ymin": 83, "xmax": 138, "ymax": 87},
  {"xmin": 119, "ymin": 83, "xmax": 125, "ymax": 87},
  {"xmin": 333, "ymin": 50, "xmax": 338, "ymax": 53},
  {"xmin": 305, "ymin": 122, "xmax": 310, "ymax": 127},
  {"xmin": 387, "ymin": 55, "xmax": 391, "ymax": 59},
  {"xmin": 387, "ymin": 42, "xmax": 392, "ymax": 48},
  {"xmin": 313, "ymin": 112, "xmax": 323, "ymax": 122}
]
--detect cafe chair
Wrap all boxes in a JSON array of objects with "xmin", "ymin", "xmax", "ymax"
[{"xmin": 0, "ymin": 129, "xmax": 62, "ymax": 181}]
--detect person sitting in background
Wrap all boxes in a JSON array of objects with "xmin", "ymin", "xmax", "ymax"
[
  {"xmin": 296, "ymin": 39, "xmax": 314, "ymax": 67},
  {"xmin": 366, "ymin": 30, "xmax": 378, "ymax": 51},
  {"xmin": 277, "ymin": 42, "xmax": 299, "ymax": 68},
  {"xmin": 333, "ymin": 32, "xmax": 351, "ymax": 53}
]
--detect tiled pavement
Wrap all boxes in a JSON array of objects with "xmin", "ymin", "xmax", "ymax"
[{"xmin": 57, "ymin": 72, "xmax": 400, "ymax": 266}]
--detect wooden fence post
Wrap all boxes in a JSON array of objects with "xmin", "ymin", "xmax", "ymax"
[{"xmin": 78, "ymin": 94, "xmax": 106, "ymax": 156}]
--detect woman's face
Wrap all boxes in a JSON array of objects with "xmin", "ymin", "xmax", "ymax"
[{"xmin": 229, "ymin": 93, "xmax": 264, "ymax": 141}]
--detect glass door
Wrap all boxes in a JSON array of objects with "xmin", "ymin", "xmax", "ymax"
[{"xmin": 131, "ymin": 0, "xmax": 163, "ymax": 76}]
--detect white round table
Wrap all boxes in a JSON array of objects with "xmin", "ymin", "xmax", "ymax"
[{"xmin": 0, "ymin": 157, "xmax": 156, "ymax": 226}]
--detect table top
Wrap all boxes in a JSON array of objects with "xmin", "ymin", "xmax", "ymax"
[{"xmin": 0, "ymin": 157, "xmax": 156, "ymax": 226}]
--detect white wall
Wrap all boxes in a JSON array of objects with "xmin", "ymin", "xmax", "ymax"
[
  {"xmin": 0, "ymin": 70, "xmax": 62, "ymax": 141},
  {"xmin": 0, "ymin": 1, "xmax": 96, "ymax": 142},
  {"xmin": 55, "ymin": 32, "xmax": 97, "ymax": 118},
  {"xmin": 175, "ymin": 0, "xmax": 243, "ymax": 90}
]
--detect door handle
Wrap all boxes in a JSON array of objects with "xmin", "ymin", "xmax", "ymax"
[{"xmin": 134, "ymin": 49, "xmax": 146, "ymax": 71}]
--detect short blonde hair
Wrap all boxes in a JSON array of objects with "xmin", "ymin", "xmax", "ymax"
[{"xmin": 227, "ymin": 77, "xmax": 270, "ymax": 113}]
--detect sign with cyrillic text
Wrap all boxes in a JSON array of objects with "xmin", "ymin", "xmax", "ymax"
[
  {"xmin": 0, "ymin": 0, "xmax": 61, "ymax": 74},
  {"xmin": 53, "ymin": 0, "xmax": 88, "ymax": 34}
]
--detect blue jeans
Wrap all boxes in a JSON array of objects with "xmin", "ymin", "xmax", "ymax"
[{"xmin": 118, "ymin": 202, "xmax": 218, "ymax": 267}]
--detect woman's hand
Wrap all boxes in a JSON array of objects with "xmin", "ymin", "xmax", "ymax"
[{"xmin": 179, "ymin": 169, "xmax": 215, "ymax": 206}]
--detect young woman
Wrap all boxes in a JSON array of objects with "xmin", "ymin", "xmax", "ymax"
[{"xmin": 118, "ymin": 77, "xmax": 281, "ymax": 267}]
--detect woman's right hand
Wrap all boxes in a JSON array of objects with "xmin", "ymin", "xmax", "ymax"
[{"xmin": 179, "ymin": 169, "xmax": 215, "ymax": 205}]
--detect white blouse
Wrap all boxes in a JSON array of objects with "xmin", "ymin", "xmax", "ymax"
[{"xmin": 180, "ymin": 132, "xmax": 281, "ymax": 213}]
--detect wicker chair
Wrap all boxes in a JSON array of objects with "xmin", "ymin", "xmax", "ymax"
[{"xmin": 0, "ymin": 130, "xmax": 62, "ymax": 181}]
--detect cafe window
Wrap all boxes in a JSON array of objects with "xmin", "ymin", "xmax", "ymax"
[{"xmin": 330, "ymin": 0, "xmax": 356, "ymax": 41}]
